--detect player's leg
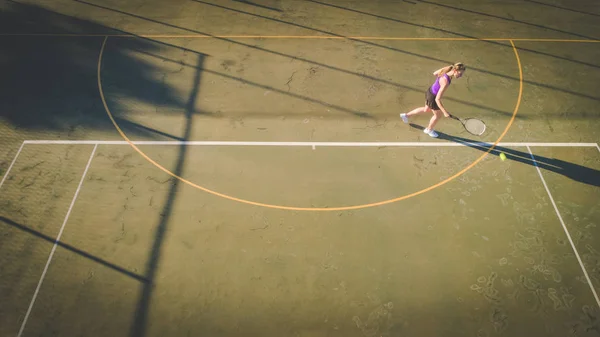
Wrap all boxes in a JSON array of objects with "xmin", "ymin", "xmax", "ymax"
[
  {"xmin": 400, "ymin": 105, "xmax": 430, "ymax": 123},
  {"xmin": 423, "ymin": 109, "xmax": 442, "ymax": 138},
  {"xmin": 401, "ymin": 89, "xmax": 436, "ymax": 123}
]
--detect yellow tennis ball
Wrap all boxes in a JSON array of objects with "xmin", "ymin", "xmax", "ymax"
[{"xmin": 500, "ymin": 153, "xmax": 507, "ymax": 161}]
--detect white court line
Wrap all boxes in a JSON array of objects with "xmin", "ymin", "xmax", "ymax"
[
  {"xmin": 17, "ymin": 144, "xmax": 97, "ymax": 337},
  {"xmin": 526, "ymin": 146, "xmax": 600, "ymax": 310},
  {"xmin": 0, "ymin": 142, "xmax": 25, "ymax": 190},
  {"xmin": 21, "ymin": 140, "xmax": 599, "ymax": 147},
  {"xmin": 596, "ymin": 143, "xmax": 600, "ymax": 153}
]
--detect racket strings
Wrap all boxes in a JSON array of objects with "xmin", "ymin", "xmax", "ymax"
[{"xmin": 464, "ymin": 119, "xmax": 486, "ymax": 135}]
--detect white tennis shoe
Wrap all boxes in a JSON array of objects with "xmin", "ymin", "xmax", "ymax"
[
  {"xmin": 423, "ymin": 128, "xmax": 439, "ymax": 138},
  {"xmin": 399, "ymin": 113, "xmax": 408, "ymax": 123}
]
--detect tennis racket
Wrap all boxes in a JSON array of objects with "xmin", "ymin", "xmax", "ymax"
[{"xmin": 450, "ymin": 115, "xmax": 486, "ymax": 136}]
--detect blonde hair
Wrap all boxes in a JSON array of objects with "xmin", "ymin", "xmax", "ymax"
[{"xmin": 434, "ymin": 62, "xmax": 466, "ymax": 77}]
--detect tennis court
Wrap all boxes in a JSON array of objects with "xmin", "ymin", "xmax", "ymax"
[{"xmin": 1, "ymin": 0, "xmax": 600, "ymax": 336}]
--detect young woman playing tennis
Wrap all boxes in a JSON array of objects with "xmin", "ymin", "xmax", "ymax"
[{"xmin": 400, "ymin": 62, "xmax": 466, "ymax": 138}]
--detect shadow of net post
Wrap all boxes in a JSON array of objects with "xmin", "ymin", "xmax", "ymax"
[{"xmin": 130, "ymin": 53, "xmax": 205, "ymax": 337}]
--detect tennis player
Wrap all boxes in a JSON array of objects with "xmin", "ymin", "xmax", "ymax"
[{"xmin": 400, "ymin": 62, "xmax": 466, "ymax": 138}]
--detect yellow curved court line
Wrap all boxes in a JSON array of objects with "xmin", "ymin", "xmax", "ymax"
[{"xmin": 97, "ymin": 37, "xmax": 523, "ymax": 211}]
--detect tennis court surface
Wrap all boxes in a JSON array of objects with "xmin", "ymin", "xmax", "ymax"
[{"xmin": 1, "ymin": 0, "xmax": 600, "ymax": 336}]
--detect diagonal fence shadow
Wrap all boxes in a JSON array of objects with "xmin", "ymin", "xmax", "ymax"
[
  {"xmin": 80, "ymin": 0, "xmax": 600, "ymax": 124},
  {"xmin": 418, "ymin": 0, "xmax": 600, "ymax": 41},
  {"xmin": 306, "ymin": 0, "xmax": 600, "ymax": 71},
  {"xmin": 304, "ymin": 0, "xmax": 600, "ymax": 98},
  {"xmin": 195, "ymin": 0, "xmax": 600, "ymax": 104},
  {"xmin": 0, "ymin": 216, "xmax": 148, "ymax": 282},
  {"xmin": 232, "ymin": 0, "xmax": 282, "ymax": 12},
  {"xmin": 75, "ymin": 0, "xmax": 524, "ymax": 120},
  {"xmin": 523, "ymin": 0, "xmax": 600, "ymax": 18},
  {"xmin": 0, "ymin": 0, "xmax": 193, "ymax": 135},
  {"xmin": 114, "ymin": 117, "xmax": 186, "ymax": 141}
]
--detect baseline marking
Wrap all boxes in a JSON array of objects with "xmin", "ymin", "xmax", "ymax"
[
  {"xmin": 596, "ymin": 143, "xmax": 600, "ymax": 153},
  {"xmin": 21, "ymin": 140, "xmax": 599, "ymax": 147},
  {"xmin": 526, "ymin": 145, "xmax": 600, "ymax": 310},
  {"xmin": 0, "ymin": 141, "xmax": 25, "ymax": 190},
  {"xmin": 97, "ymin": 36, "xmax": 522, "ymax": 211},
  {"xmin": 17, "ymin": 145, "xmax": 97, "ymax": 337}
]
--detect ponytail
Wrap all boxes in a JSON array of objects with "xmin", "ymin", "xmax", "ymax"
[{"xmin": 434, "ymin": 62, "xmax": 466, "ymax": 77}]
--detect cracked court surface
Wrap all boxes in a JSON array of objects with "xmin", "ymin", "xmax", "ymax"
[{"xmin": 1, "ymin": 0, "xmax": 600, "ymax": 336}]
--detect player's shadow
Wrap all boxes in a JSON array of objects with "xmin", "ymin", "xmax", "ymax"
[{"xmin": 409, "ymin": 124, "xmax": 600, "ymax": 187}]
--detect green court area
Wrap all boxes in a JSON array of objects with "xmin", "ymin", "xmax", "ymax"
[
  {"xmin": 1, "ymin": 143, "xmax": 599, "ymax": 336},
  {"xmin": 1, "ymin": 0, "xmax": 600, "ymax": 336}
]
